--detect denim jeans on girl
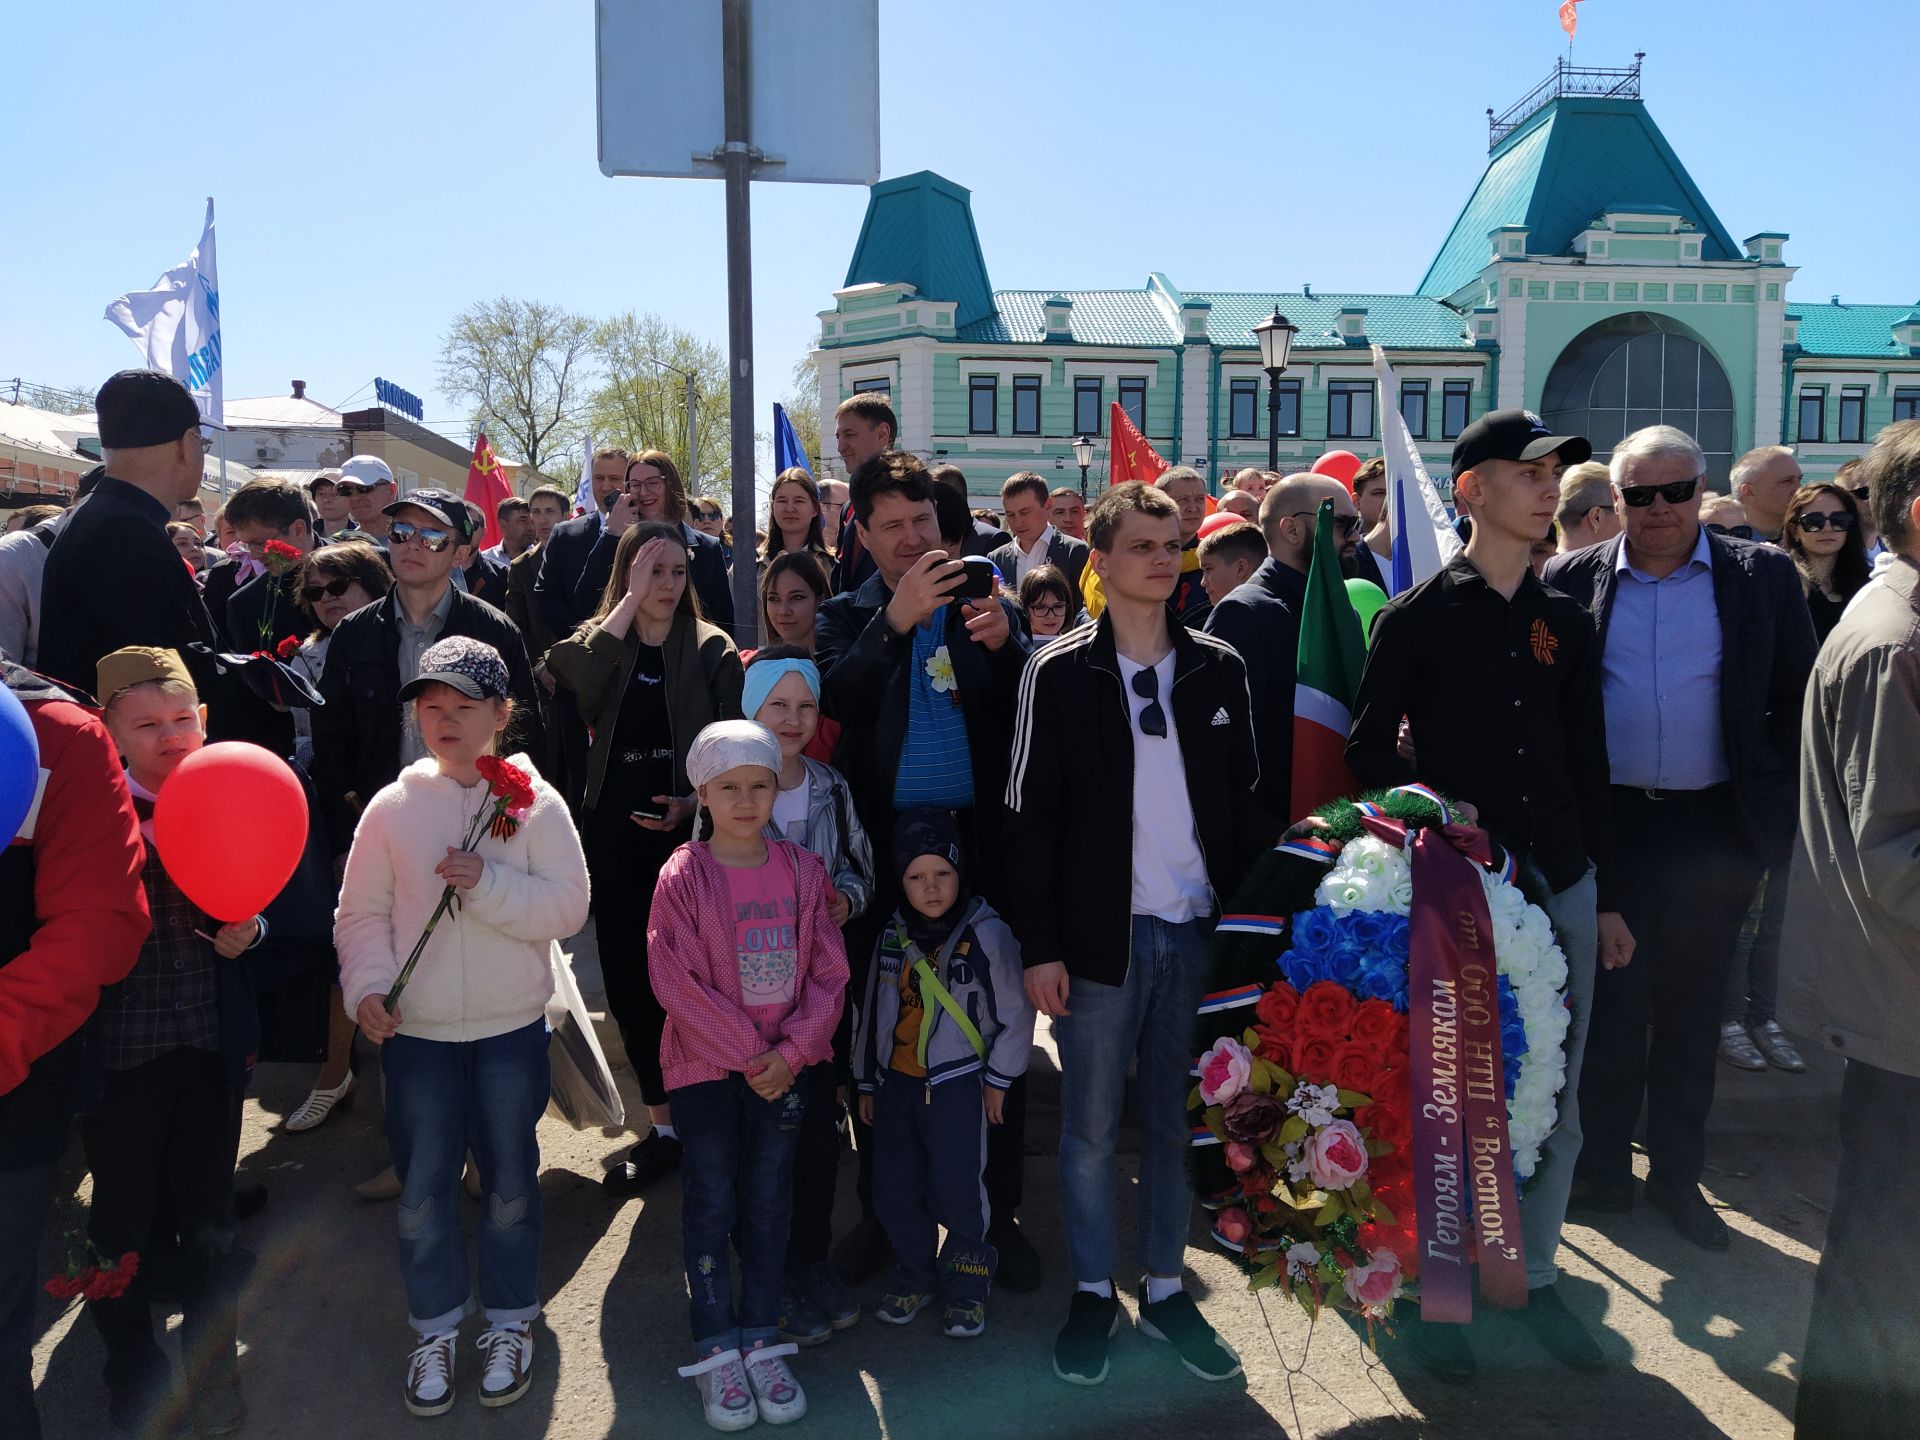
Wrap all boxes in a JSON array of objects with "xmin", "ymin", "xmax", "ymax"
[
  {"xmin": 672, "ymin": 1073, "xmax": 807, "ymax": 1355},
  {"xmin": 384, "ymin": 1018, "xmax": 550, "ymax": 1333},
  {"xmin": 1055, "ymin": 914, "xmax": 1211, "ymax": 1284}
]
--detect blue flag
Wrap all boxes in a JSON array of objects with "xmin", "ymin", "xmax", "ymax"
[{"xmin": 773, "ymin": 403, "xmax": 812, "ymax": 476}]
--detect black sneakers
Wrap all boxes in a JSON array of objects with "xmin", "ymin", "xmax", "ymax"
[
  {"xmin": 1135, "ymin": 1286, "xmax": 1243, "ymax": 1382},
  {"xmin": 1054, "ymin": 1290, "xmax": 1122, "ymax": 1385},
  {"xmin": 602, "ymin": 1130, "xmax": 682, "ymax": 1198},
  {"xmin": 1644, "ymin": 1177, "xmax": 1732, "ymax": 1251}
]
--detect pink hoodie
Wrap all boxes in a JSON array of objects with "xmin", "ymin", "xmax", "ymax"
[{"xmin": 645, "ymin": 838, "xmax": 849, "ymax": 1091}]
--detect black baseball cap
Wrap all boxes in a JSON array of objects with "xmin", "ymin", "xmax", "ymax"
[
  {"xmin": 383, "ymin": 487, "xmax": 475, "ymax": 540},
  {"xmin": 1451, "ymin": 409, "xmax": 1592, "ymax": 479}
]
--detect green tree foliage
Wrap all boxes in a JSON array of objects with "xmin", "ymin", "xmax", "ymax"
[
  {"xmin": 586, "ymin": 313, "xmax": 729, "ymax": 496},
  {"xmin": 437, "ymin": 298, "xmax": 595, "ymax": 475}
]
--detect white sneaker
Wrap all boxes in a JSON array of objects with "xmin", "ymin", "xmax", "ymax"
[
  {"xmin": 283, "ymin": 1071, "xmax": 354, "ymax": 1132},
  {"xmin": 678, "ymin": 1347, "xmax": 758, "ymax": 1432},
  {"xmin": 405, "ymin": 1330, "xmax": 458, "ymax": 1417},
  {"xmin": 745, "ymin": 1343, "xmax": 806, "ymax": 1425},
  {"xmin": 476, "ymin": 1323, "xmax": 532, "ymax": 1408}
]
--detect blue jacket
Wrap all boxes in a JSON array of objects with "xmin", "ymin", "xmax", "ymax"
[{"xmin": 854, "ymin": 897, "xmax": 1032, "ymax": 1093}]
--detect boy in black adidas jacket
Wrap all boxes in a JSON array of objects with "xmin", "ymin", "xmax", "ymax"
[{"xmin": 1005, "ymin": 481, "xmax": 1275, "ymax": 1388}]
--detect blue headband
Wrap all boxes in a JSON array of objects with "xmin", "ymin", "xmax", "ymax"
[{"xmin": 742, "ymin": 656, "xmax": 821, "ymax": 721}]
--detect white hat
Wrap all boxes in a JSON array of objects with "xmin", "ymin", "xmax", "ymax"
[
  {"xmin": 336, "ymin": 455, "xmax": 395, "ymax": 490},
  {"xmin": 685, "ymin": 721, "xmax": 781, "ymax": 789}
]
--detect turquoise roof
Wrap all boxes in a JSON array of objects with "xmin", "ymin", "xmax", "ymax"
[
  {"xmin": 959, "ymin": 290, "xmax": 1176, "ymax": 345},
  {"xmin": 844, "ymin": 171, "xmax": 995, "ymax": 329},
  {"xmin": 1191, "ymin": 292, "xmax": 1473, "ymax": 350},
  {"xmin": 1419, "ymin": 96, "xmax": 1742, "ymax": 298},
  {"xmin": 1790, "ymin": 303, "xmax": 1914, "ymax": 358}
]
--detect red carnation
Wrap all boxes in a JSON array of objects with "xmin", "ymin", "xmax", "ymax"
[
  {"xmin": 1256, "ymin": 983, "xmax": 1301, "ymax": 1031},
  {"xmin": 275, "ymin": 635, "xmax": 301, "ymax": 661},
  {"xmin": 476, "ymin": 755, "xmax": 536, "ymax": 813},
  {"xmin": 1300, "ymin": 981, "xmax": 1356, "ymax": 1037}
]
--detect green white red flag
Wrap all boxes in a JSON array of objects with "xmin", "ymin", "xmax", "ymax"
[{"xmin": 1290, "ymin": 498, "xmax": 1368, "ymax": 819}]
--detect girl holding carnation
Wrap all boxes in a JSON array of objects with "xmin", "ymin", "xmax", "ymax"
[
  {"xmin": 336, "ymin": 635, "xmax": 591, "ymax": 1417},
  {"xmin": 647, "ymin": 721, "xmax": 849, "ymax": 1430}
]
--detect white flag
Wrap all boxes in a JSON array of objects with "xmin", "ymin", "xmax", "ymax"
[
  {"xmin": 1370, "ymin": 345, "xmax": 1461, "ymax": 595},
  {"xmin": 575, "ymin": 434, "xmax": 595, "ymax": 515},
  {"xmin": 105, "ymin": 198, "xmax": 223, "ymax": 427}
]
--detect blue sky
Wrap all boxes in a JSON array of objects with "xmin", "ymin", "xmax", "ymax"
[{"xmin": 5, "ymin": 0, "xmax": 1915, "ymax": 456}]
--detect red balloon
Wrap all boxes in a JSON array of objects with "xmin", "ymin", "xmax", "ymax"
[
  {"xmin": 153, "ymin": 742, "xmax": 309, "ymax": 922},
  {"xmin": 1197, "ymin": 511, "xmax": 1250, "ymax": 540},
  {"xmin": 1311, "ymin": 450, "xmax": 1363, "ymax": 489}
]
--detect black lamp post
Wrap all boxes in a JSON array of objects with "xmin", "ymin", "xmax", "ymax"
[
  {"xmin": 1253, "ymin": 307, "xmax": 1299, "ymax": 472},
  {"xmin": 1072, "ymin": 434, "xmax": 1095, "ymax": 499}
]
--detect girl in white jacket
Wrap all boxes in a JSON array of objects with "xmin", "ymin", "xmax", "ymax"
[{"xmin": 336, "ymin": 636, "xmax": 589, "ymax": 1419}]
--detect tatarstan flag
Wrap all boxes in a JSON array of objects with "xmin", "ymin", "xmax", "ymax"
[
  {"xmin": 1109, "ymin": 401, "xmax": 1167, "ymax": 485},
  {"xmin": 1290, "ymin": 498, "xmax": 1368, "ymax": 819}
]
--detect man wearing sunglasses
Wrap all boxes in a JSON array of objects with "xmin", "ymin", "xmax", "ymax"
[
  {"xmin": 1349, "ymin": 408, "xmax": 1629, "ymax": 1379},
  {"xmin": 333, "ymin": 455, "xmax": 397, "ymax": 545},
  {"xmin": 312, "ymin": 487, "xmax": 545, "ymax": 861},
  {"xmin": 1204, "ymin": 473, "xmax": 1357, "ymax": 817},
  {"xmin": 1542, "ymin": 425, "xmax": 1815, "ymax": 1255},
  {"xmin": 1008, "ymin": 482, "xmax": 1275, "ymax": 1390}
]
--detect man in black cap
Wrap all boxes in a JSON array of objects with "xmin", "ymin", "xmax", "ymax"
[
  {"xmin": 37, "ymin": 372, "xmax": 223, "ymax": 697},
  {"xmin": 1346, "ymin": 408, "xmax": 1635, "ymax": 1379},
  {"xmin": 312, "ymin": 487, "xmax": 544, "ymax": 862}
]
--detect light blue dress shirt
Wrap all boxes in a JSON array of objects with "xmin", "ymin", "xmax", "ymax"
[{"xmin": 1601, "ymin": 526, "xmax": 1730, "ymax": 790}]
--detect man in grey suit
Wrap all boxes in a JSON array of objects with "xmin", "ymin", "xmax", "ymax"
[{"xmin": 989, "ymin": 471, "xmax": 1088, "ymax": 591}]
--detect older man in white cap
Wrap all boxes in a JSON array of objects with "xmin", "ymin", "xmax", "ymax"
[{"xmin": 336, "ymin": 455, "xmax": 398, "ymax": 545}]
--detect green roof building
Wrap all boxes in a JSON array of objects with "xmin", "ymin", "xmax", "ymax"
[{"xmin": 815, "ymin": 58, "xmax": 1920, "ymax": 496}]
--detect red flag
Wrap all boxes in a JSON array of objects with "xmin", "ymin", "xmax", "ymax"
[
  {"xmin": 1559, "ymin": 0, "xmax": 1581, "ymax": 37},
  {"xmin": 1108, "ymin": 401, "xmax": 1168, "ymax": 487},
  {"xmin": 463, "ymin": 433, "xmax": 514, "ymax": 549}
]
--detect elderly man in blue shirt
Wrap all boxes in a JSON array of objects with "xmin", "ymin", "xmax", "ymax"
[{"xmin": 1542, "ymin": 425, "xmax": 1816, "ymax": 1251}]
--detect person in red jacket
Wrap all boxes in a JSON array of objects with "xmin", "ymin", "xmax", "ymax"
[{"xmin": 0, "ymin": 662, "xmax": 150, "ymax": 1440}]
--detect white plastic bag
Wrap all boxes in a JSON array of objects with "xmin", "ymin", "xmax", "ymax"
[{"xmin": 545, "ymin": 942, "xmax": 625, "ymax": 1130}]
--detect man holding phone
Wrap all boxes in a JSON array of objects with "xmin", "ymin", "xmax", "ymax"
[{"xmin": 816, "ymin": 449, "xmax": 1040, "ymax": 1291}]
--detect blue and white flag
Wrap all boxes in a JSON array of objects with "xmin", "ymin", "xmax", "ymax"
[
  {"xmin": 1370, "ymin": 345, "xmax": 1461, "ymax": 595},
  {"xmin": 105, "ymin": 198, "xmax": 223, "ymax": 428},
  {"xmin": 574, "ymin": 433, "xmax": 596, "ymax": 515},
  {"xmin": 772, "ymin": 402, "xmax": 812, "ymax": 476}
]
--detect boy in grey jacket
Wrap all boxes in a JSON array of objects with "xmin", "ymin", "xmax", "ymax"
[{"xmin": 855, "ymin": 810, "xmax": 1033, "ymax": 1339}]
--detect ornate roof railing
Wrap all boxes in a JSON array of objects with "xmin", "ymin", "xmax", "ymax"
[{"xmin": 1488, "ymin": 54, "xmax": 1643, "ymax": 149}]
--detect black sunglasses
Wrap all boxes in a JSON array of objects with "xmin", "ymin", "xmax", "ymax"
[
  {"xmin": 388, "ymin": 520, "xmax": 455, "ymax": 553},
  {"xmin": 1705, "ymin": 523, "xmax": 1755, "ymax": 541},
  {"xmin": 1618, "ymin": 477, "xmax": 1702, "ymax": 508},
  {"xmin": 1131, "ymin": 665, "xmax": 1167, "ymax": 739},
  {"xmin": 301, "ymin": 576, "xmax": 357, "ymax": 603},
  {"xmin": 1285, "ymin": 510, "xmax": 1364, "ymax": 537},
  {"xmin": 1795, "ymin": 510, "xmax": 1855, "ymax": 534}
]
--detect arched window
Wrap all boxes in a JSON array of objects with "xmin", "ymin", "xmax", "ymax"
[{"xmin": 1540, "ymin": 314, "xmax": 1736, "ymax": 484}]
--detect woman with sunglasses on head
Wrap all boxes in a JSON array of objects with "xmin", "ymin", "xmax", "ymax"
[
  {"xmin": 1782, "ymin": 482, "xmax": 1871, "ymax": 645},
  {"xmin": 547, "ymin": 522, "xmax": 743, "ymax": 1198},
  {"xmin": 761, "ymin": 467, "xmax": 832, "ymax": 566},
  {"xmin": 745, "ymin": 550, "xmax": 840, "ymax": 763}
]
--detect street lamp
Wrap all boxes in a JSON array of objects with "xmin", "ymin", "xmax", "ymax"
[
  {"xmin": 1253, "ymin": 307, "xmax": 1298, "ymax": 472},
  {"xmin": 1072, "ymin": 434, "xmax": 1095, "ymax": 499}
]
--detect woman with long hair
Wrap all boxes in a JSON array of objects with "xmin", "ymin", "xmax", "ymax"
[
  {"xmin": 1782, "ymin": 482, "xmax": 1871, "ymax": 644},
  {"xmin": 745, "ymin": 550, "xmax": 839, "ymax": 762},
  {"xmin": 546, "ymin": 522, "xmax": 743, "ymax": 1196},
  {"xmin": 761, "ymin": 468, "xmax": 829, "ymax": 562},
  {"xmin": 626, "ymin": 450, "xmax": 734, "ymax": 628}
]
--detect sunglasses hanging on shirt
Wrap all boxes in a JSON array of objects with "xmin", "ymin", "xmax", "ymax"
[{"xmin": 1131, "ymin": 665, "xmax": 1167, "ymax": 739}]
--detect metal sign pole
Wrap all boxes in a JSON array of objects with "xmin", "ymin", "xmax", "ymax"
[{"xmin": 722, "ymin": 0, "xmax": 758, "ymax": 646}]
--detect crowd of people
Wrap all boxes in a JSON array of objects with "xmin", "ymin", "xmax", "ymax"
[{"xmin": 1, "ymin": 367, "xmax": 1915, "ymax": 1440}]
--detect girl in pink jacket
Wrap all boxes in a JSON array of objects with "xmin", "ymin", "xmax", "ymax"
[{"xmin": 649, "ymin": 720, "xmax": 848, "ymax": 1432}]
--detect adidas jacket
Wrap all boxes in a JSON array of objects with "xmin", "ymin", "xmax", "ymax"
[{"xmin": 1004, "ymin": 613, "xmax": 1278, "ymax": 987}]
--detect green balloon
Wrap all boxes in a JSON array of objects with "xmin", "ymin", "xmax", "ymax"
[{"xmin": 1345, "ymin": 577, "xmax": 1390, "ymax": 642}]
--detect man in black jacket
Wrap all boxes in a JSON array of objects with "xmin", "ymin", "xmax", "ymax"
[
  {"xmin": 38, "ymin": 371, "xmax": 223, "ymax": 699},
  {"xmin": 815, "ymin": 449, "xmax": 1038, "ymax": 1289},
  {"xmin": 1542, "ymin": 424, "xmax": 1816, "ymax": 1252},
  {"xmin": 990, "ymin": 470, "xmax": 1089, "ymax": 590},
  {"xmin": 312, "ymin": 488, "xmax": 543, "ymax": 857},
  {"xmin": 1008, "ymin": 481, "xmax": 1275, "ymax": 1390}
]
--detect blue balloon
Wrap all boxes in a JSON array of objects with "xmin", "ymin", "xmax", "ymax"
[{"xmin": 0, "ymin": 683, "xmax": 39, "ymax": 846}]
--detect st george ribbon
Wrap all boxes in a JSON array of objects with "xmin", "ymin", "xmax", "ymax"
[{"xmin": 1357, "ymin": 809, "xmax": 1528, "ymax": 1323}]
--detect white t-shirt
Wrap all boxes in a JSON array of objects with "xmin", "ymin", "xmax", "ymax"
[
  {"xmin": 770, "ymin": 771, "xmax": 811, "ymax": 845},
  {"xmin": 1116, "ymin": 650, "xmax": 1212, "ymax": 923}
]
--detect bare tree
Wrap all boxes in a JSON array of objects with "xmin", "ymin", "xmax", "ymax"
[
  {"xmin": 586, "ymin": 312, "xmax": 729, "ymax": 494},
  {"xmin": 438, "ymin": 298, "xmax": 594, "ymax": 474}
]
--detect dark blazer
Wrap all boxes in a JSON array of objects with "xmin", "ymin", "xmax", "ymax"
[
  {"xmin": 37, "ymin": 474, "xmax": 222, "ymax": 698},
  {"xmin": 311, "ymin": 587, "xmax": 544, "ymax": 855},
  {"xmin": 1202, "ymin": 557, "xmax": 1308, "ymax": 815},
  {"xmin": 223, "ymin": 568, "xmax": 305, "ymax": 654},
  {"xmin": 505, "ymin": 545, "xmax": 557, "ymax": 658},
  {"xmin": 988, "ymin": 529, "xmax": 1090, "ymax": 592},
  {"xmin": 463, "ymin": 549, "xmax": 511, "ymax": 612},
  {"xmin": 535, "ymin": 513, "xmax": 735, "ymax": 642},
  {"xmin": 1541, "ymin": 529, "xmax": 1816, "ymax": 866},
  {"xmin": 816, "ymin": 571, "xmax": 1031, "ymax": 903},
  {"xmin": 965, "ymin": 518, "xmax": 1012, "ymax": 559}
]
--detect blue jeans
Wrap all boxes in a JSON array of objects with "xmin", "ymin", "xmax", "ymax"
[
  {"xmin": 1055, "ymin": 915, "xmax": 1211, "ymax": 1285},
  {"xmin": 1524, "ymin": 868, "xmax": 1598, "ymax": 1288},
  {"xmin": 384, "ymin": 1019, "xmax": 550, "ymax": 1333},
  {"xmin": 1721, "ymin": 868, "xmax": 1785, "ymax": 1027},
  {"xmin": 872, "ymin": 1071, "xmax": 994, "ymax": 1305},
  {"xmin": 671, "ymin": 1074, "xmax": 807, "ymax": 1355}
]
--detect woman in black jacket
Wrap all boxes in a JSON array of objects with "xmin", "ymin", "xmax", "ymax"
[{"xmin": 545, "ymin": 522, "xmax": 742, "ymax": 1196}]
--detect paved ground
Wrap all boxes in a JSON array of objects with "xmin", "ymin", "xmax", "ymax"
[{"xmin": 31, "ymin": 921, "xmax": 1834, "ymax": 1438}]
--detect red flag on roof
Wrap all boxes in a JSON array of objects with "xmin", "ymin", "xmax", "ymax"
[
  {"xmin": 1559, "ymin": 0, "xmax": 1581, "ymax": 37},
  {"xmin": 1108, "ymin": 401, "xmax": 1167, "ymax": 486},
  {"xmin": 463, "ymin": 433, "xmax": 514, "ymax": 549}
]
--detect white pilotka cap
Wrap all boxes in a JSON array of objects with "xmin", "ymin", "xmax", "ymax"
[{"xmin": 685, "ymin": 720, "xmax": 781, "ymax": 789}]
